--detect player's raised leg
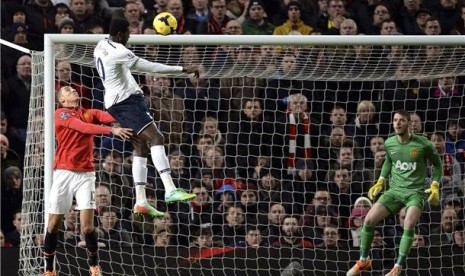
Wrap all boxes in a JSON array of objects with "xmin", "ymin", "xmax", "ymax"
[
  {"xmin": 139, "ymin": 124, "xmax": 195, "ymax": 204},
  {"xmin": 347, "ymin": 203, "xmax": 391, "ymax": 276}
]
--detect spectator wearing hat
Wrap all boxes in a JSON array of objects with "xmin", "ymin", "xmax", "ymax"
[
  {"xmin": 214, "ymin": 184, "xmax": 237, "ymax": 213},
  {"xmin": 241, "ymin": 0, "xmax": 275, "ymax": 35},
  {"xmin": 414, "ymin": 8, "xmax": 433, "ymax": 34},
  {"xmin": 348, "ymin": 207, "xmax": 369, "ymax": 248},
  {"xmin": 53, "ymin": 3, "xmax": 71, "ymax": 31},
  {"xmin": 1, "ymin": 167, "xmax": 23, "ymax": 235},
  {"xmin": 58, "ymin": 17, "xmax": 75, "ymax": 33},
  {"xmin": 273, "ymin": 1, "xmax": 314, "ymax": 35}
]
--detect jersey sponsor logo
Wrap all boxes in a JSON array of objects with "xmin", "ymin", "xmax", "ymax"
[
  {"xmin": 410, "ymin": 148, "xmax": 419, "ymax": 158},
  {"xmin": 60, "ymin": 111, "xmax": 70, "ymax": 120},
  {"xmin": 395, "ymin": 160, "xmax": 417, "ymax": 171}
]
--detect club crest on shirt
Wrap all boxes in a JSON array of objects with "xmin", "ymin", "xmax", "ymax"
[
  {"xmin": 60, "ymin": 111, "xmax": 70, "ymax": 120},
  {"xmin": 410, "ymin": 148, "xmax": 419, "ymax": 158},
  {"xmin": 83, "ymin": 112, "xmax": 92, "ymax": 123}
]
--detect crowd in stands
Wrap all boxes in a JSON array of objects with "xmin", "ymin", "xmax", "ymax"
[{"xmin": 1, "ymin": 0, "xmax": 465, "ymax": 269}]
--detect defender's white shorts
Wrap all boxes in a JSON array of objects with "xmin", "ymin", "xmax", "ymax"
[{"xmin": 48, "ymin": 170, "xmax": 96, "ymax": 214}]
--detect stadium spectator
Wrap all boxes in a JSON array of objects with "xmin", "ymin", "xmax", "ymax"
[
  {"xmin": 214, "ymin": 184, "xmax": 237, "ymax": 213},
  {"xmin": 318, "ymin": 126, "xmax": 357, "ymax": 176},
  {"xmin": 317, "ymin": 0, "xmax": 348, "ymax": 34},
  {"xmin": 430, "ymin": 208, "xmax": 459, "ymax": 245},
  {"xmin": 221, "ymin": 204, "xmax": 246, "ymax": 246},
  {"xmin": 445, "ymin": 120, "xmax": 465, "ymax": 165},
  {"xmin": 0, "ymin": 135, "xmax": 21, "ymax": 177},
  {"xmin": 398, "ymin": 0, "xmax": 422, "ymax": 35},
  {"xmin": 380, "ymin": 19, "xmax": 399, "ymax": 35},
  {"xmin": 97, "ymin": 206, "xmax": 132, "ymax": 247},
  {"xmin": 190, "ymin": 226, "xmax": 216, "ymax": 248},
  {"xmin": 167, "ymin": 149, "xmax": 190, "ymax": 191},
  {"xmin": 429, "ymin": 132, "xmax": 463, "ymax": 196},
  {"xmin": 409, "ymin": 112, "xmax": 426, "ymax": 136},
  {"xmin": 414, "ymin": 8, "xmax": 433, "ymax": 34},
  {"xmin": 223, "ymin": 18, "xmax": 243, "ymax": 34},
  {"xmin": 175, "ymin": 181, "xmax": 222, "ymax": 240},
  {"xmin": 452, "ymin": 5, "xmax": 465, "ymax": 34},
  {"xmin": 332, "ymin": 144, "xmax": 373, "ymax": 191},
  {"xmin": 58, "ymin": 17, "xmax": 75, "ymax": 33},
  {"xmin": 176, "ymin": 64, "xmax": 220, "ymax": 140},
  {"xmin": 5, "ymin": 54, "xmax": 31, "ymax": 143},
  {"xmin": 225, "ymin": 98, "xmax": 272, "ymax": 178},
  {"xmin": 197, "ymin": 0, "xmax": 230, "ymax": 34},
  {"xmin": 199, "ymin": 116, "xmax": 225, "ymax": 146},
  {"xmin": 152, "ymin": 224, "xmax": 173, "ymax": 246},
  {"xmin": 256, "ymin": 167, "xmax": 292, "ymax": 213},
  {"xmin": 272, "ymin": 93, "xmax": 316, "ymax": 177},
  {"xmin": 442, "ymin": 193, "xmax": 464, "ymax": 219},
  {"xmin": 339, "ymin": 18, "xmax": 358, "ymax": 35},
  {"xmin": 0, "ymin": 230, "xmax": 13, "ymax": 248},
  {"xmin": 348, "ymin": 206, "xmax": 369, "ymax": 248},
  {"xmin": 364, "ymin": 136, "xmax": 385, "ymax": 169},
  {"xmin": 315, "ymin": 225, "xmax": 346, "ymax": 248},
  {"xmin": 261, "ymin": 202, "xmax": 287, "ymax": 245},
  {"xmin": 226, "ymin": 0, "xmax": 248, "ymax": 22},
  {"xmin": 69, "ymin": 0, "xmax": 104, "ymax": 33},
  {"xmin": 436, "ymin": 0, "xmax": 461, "ymax": 35},
  {"xmin": 272, "ymin": 215, "xmax": 313, "ymax": 248},
  {"xmin": 239, "ymin": 225, "xmax": 265, "ymax": 247},
  {"xmin": 53, "ymin": 3, "xmax": 70, "ymax": 31},
  {"xmin": 238, "ymin": 185, "xmax": 261, "ymax": 225},
  {"xmin": 4, "ymin": 209, "xmax": 22, "ymax": 247},
  {"xmin": 96, "ymin": 151, "xmax": 133, "ymax": 216},
  {"xmin": 24, "ymin": 0, "xmax": 55, "ymax": 50},
  {"xmin": 167, "ymin": 0, "xmax": 191, "ymax": 34},
  {"xmin": 300, "ymin": 189, "xmax": 338, "ymax": 228},
  {"xmin": 348, "ymin": 0, "xmax": 382, "ymax": 34},
  {"xmin": 452, "ymin": 224, "xmax": 465, "ymax": 247},
  {"xmin": 201, "ymin": 146, "xmax": 236, "ymax": 183},
  {"xmin": 241, "ymin": 0, "xmax": 274, "ymax": 35},
  {"xmin": 350, "ymin": 100, "xmax": 381, "ymax": 155},
  {"xmin": 369, "ymin": 3, "xmax": 391, "ymax": 35},
  {"xmin": 371, "ymin": 227, "xmax": 387, "ymax": 248},
  {"xmin": 95, "ymin": 184, "xmax": 112, "ymax": 216},
  {"xmin": 146, "ymin": 73, "xmax": 185, "ymax": 149},
  {"xmin": 59, "ymin": 204, "xmax": 81, "ymax": 246},
  {"xmin": 327, "ymin": 165, "xmax": 364, "ymax": 223},
  {"xmin": 1, "ymin": 167, "xmax": 23, "ymax": 234},
  {"xmin": 186, "ymin": 0, "xmax": 210, "ymax": 33},
  {"xmin": 426, "ymin": 76, "xmax": 463, "ymax": 132},
  {"xmin": 190, "ymin": 134, "xmax": 215, "ymax": 177},
  {"xmin": 411, "ymin": 233, "xmax": 427, "ymax": 247},
  {"xmin": 424, "ymin": 16, "xmax": 442, "ymax": 35},
  {"xmin": 54, "ymin": 59, "xmax": 92, "ymax": 109},
  {"xmin": 273, "ymin": 1, "xmax": 314, "ymax": 35}
]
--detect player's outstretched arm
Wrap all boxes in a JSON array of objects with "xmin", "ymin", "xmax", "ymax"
[{"xmin": 132, "ymin": 57, "xmax": 183, "ymax": 74}]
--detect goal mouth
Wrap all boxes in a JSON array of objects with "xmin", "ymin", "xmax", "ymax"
[{"xmin": 16, "ymin": 34, "xmax": 465, "ymax": 276}]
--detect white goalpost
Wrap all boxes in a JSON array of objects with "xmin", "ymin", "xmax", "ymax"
[{"xmin": 17, "ymin": 34, "xmax": 465, "ymax": 275}]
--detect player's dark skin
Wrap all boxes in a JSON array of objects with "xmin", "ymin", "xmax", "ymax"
[{"xmin": 110, "ymin": 29, "xmax": 199, "ymax": 157}]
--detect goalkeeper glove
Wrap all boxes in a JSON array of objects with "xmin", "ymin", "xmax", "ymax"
[
  {"xmin": 425, "ymin": 181, "xmax": 440, "ymax": 206},
  {"xmin": 368, "ymin": 177, "xmax": 384, "ymax": 201}
]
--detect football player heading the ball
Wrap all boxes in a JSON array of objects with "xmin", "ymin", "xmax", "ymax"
[
  {"xmin": 93, "ymin": 18, "xmax": 199, "ymax": 218},
  {"xmin": 153, "ymin": 12, "xmax": 178, "ymax": 35}
]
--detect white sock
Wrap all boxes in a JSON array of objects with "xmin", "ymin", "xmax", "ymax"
[
  {"xmin": 132, "ymin": 156, "xmax": 148, "ymax": 204},
  {"xmin": 150, "ymin": 145, "xmax": 176, "ymax": 194}
]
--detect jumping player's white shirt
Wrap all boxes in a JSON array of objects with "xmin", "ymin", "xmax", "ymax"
[{"xmin": 94, "ymin": 38, "xmax": 183, "ymax": 109}]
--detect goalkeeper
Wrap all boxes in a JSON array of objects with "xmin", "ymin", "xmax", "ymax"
[{"xmin": 347, "ymin": 110, "xmax": 443, "ymax": 276}]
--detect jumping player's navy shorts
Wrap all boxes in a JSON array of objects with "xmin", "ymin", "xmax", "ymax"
[{"xmin": 107, "ymin": 94, "xmax": 153, "ymax": 134}]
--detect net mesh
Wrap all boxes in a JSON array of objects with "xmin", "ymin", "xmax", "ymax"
[{"xmin": 20, "ymin": 39, "xmax": 465, "ymax": 276}]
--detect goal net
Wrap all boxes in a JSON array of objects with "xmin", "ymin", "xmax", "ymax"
[{"xmin": 20, "ymin": 35, "xmax": 465, "ymax": 276}]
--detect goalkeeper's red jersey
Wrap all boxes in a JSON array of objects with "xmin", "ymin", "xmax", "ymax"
[{"xmin": 53, "ymin": 107, "xmax": 115, "ymax": 171}]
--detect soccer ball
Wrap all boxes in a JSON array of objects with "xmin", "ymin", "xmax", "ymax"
[{"xmin": 153, "ymin": 12, "xmax": 177, "ymax": 35}]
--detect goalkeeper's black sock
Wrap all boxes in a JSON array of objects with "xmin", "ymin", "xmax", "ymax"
[
  {"xmin": 85, "ymin": 230, "xmax": 99, "ymax": 267},
  {"xmin": 43, "ymin": 231, "xmax": 58, "ymax": 272}
]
